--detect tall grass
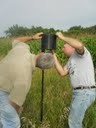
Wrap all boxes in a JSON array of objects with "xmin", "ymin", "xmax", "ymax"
[
  {"xmin": 21, "ymin": 69, "xmax": 71, "ymax": 128},
  {"xmin": 0, "ymin": 38, "xmax": 96, "ymax": 128},
  {"xmin": 21, "ymin": 69, "xmax": 96, "ymax": 128},
  {"xmin": 0, "ymin": 38, "xmax": 11, "ymax": 56}
]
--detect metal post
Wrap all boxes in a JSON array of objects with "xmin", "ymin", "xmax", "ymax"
[{"xmin": 40, "ymin": 69, "xmax": 44, "ymax": 122}]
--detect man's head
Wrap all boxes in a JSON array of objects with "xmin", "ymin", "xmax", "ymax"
[
  {"xmin": 36, "ymin": 53, "xmax": 55, "ymax": 69},
  {"xmin": 62, "ymin": 44, "xmax": 75, "ymax": 57}
]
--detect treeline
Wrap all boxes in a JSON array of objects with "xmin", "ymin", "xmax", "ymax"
[
  {"xmin": 67, "ymin": 25, "xmax": 96, "ymax": 35},
  {"xmin": 5, "ymin": 25, "xmax": 62, "ymax": 37},
  {"xmin": 1, "ymin": 24, "xmax": 96, "ymax": 67},
  {"xmin": 5, "ymin": 24, "xmax": 96, "ymax": 37}
]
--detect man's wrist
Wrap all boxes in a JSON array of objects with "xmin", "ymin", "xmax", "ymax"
[
  {"xmin": 60, "ymin": 36, "xmax": 65, "ymax": 41},
  {"xmin": 29, "ymin": 36, "xmax": 33, "ymax": 40},
  {"xmin": 53, "ymin": 55, "xmax": 58, "ymax": 63}
]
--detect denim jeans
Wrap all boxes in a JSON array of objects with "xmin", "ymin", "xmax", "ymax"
[
  {"xmin": 0, "ymin": 91, "xmax": 20, "ymax": 128},
  {"xmin": 68, "ymin": 88, "xmax": 96, "ymax": 128}
]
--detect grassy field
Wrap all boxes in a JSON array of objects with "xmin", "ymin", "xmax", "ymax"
[
  {"xmin": 0, "ymin": 38, "xmax": 96, "ymax": 128},
  {"xmin": 21, "ymin": 69, "xmax": 71, "ymax": 128}
]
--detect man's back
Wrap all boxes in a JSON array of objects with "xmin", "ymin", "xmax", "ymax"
[{"xmin": 0, "ymin": 40, "xmax": 36, "ymax": 106}]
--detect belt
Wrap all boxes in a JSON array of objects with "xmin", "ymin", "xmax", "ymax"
[{"xmin": 74, "ymin": 86, "xmax": 96, "ymax": 90}]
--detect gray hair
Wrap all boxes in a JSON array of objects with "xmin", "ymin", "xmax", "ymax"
[{"xmin": 36, "ymin": 53, "xmax": 55, "ymax": 69}]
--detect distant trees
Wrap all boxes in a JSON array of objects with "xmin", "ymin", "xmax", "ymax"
[
  {"xmin": 67, "ymin": 25, "xmax": 96, "ymax": 35},
  {"xmin": 68, "ymin": 26, "xmax": 83, "ymax": 34},
  {"xmin": 5, "ymin": 25, "xmax": 28, "ymax": 37},
  {"xmin": 5, "ymin": 24, "xmax": 96, "ymax": 37},
  {"xmin": 5, "ymin": 25, "xmax": 60, "ymax": 37},
  {"xmin": 85, "ymin": 25, "xmax": 96, "ymax": 34}
]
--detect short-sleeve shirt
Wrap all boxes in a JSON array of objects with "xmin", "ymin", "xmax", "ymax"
[
  {"xmin": 0, "ymin": 40, "xmax": 36, "ymax": 106},
  {"xmin": 65, "ymin": 47, "xmax": 95, "ymax": 88}
]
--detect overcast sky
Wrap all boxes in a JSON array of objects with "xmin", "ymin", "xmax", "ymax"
[{"xmin": 0, "ymin": 0, "xmax": 96, "ymax": 36}]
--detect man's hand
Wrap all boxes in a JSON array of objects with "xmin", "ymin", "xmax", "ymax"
[
  {"xmin": 56, "ymin": 32, "xmax": 65, "ymax": 40},
  {"xmin": 10, "ymin": 101, "xmax": 23, "ymax": 114},
  {"xmin": 56, "ymin": 32, "xmax": 84, "ymax": 55},
  {"xmin": 32, "ymin": 32, "xmax": 43, "ymax": 40}
]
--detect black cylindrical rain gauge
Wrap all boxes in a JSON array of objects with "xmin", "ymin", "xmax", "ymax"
[
  {"xmin": 41, "ymin": 34, "xmax": 56, "ymax": 51},
  {"xmin": 40, "ymin": 34, "xmax": 56, "ymax": 122}
]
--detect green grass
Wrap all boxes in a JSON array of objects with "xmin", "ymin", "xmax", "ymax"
[
  {"xmin": 21, "ymin": 69, "xmax": 96, "ymax": 128},
  {"xmin": 0, "ymin": 38, "xmax": 96, "ymax": 128},
  {"xmin": 0, "ymin": 38, "xmax": 11, "ymax": 56},
  {"xmin": 21, "ymin": 69, "xmax": 71, "ymax": 128}
]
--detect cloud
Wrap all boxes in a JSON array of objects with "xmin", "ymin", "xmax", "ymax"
[{"xmin": 0, "ymin": 0, "xmax": 96, "ymax": 36}]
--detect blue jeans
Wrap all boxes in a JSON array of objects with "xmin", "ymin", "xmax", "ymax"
[
  {"xmin": 0, "ymin": 91, "xmax": 20, "ymax": 128},
  {"xmin": 68, "ymin": 89, "xmax": 96, "ymax": 128}
]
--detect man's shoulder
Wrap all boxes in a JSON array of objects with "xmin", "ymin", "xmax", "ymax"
[
  {"xmin": 12, "ymin": 39, "xmax": 30, "ymax": 49},
  {"xmin": 72, "ymin": 47, "xmax": 90, "ymax": 59}
]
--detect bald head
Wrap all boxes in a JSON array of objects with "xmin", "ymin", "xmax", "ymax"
[{"xmin": 62, "ymin": 44, "xmax": 75, "ymax": 57}]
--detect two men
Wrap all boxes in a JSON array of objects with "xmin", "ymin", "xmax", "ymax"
[
  {"xmin": 0, "ymin": 31, "xmax": 95, "ymax": 128},
  {"xmin": 54, "ymin": 32, "xmax": 96, "ymax": 128},
  {"xmin": 0, "ymin": 33, "xmax": 54, "ymax": 128}
]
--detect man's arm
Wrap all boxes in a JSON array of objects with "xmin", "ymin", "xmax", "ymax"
[
  {"xmin": 53, "ymin": 53, "xmax": 68, "ymax": 76},
  {"xmin": 10, "ymin": 101, "xmax": 23, "ymax": 114},
  {"xmin": 56, "ymin": 32, "xmax": 84, "ymax": 55},
  {"xmin": 12, "ymin": 32, "xmax": 43, "ymax": 43}
]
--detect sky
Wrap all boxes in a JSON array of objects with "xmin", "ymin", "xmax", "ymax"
[{"xmin": 0, "ymin": 0, "xmax": 96, "ymax": 36}]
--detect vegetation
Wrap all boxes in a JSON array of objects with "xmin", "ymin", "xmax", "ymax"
[
  {"xmin": 5, "ymin": 25, "xmax": 59, "ymax": 37},
  {"xmin": 4, "ymin": 24, "xmax": 96, "ymax": 38},
  {"xmin": 0, "ymin": 25, "xmax": 96, "ymax": 128}
]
